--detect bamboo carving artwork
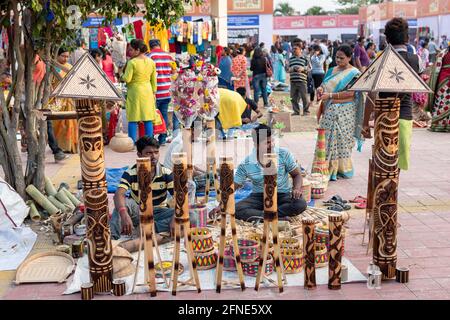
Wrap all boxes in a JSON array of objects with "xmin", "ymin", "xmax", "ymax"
[
  {"xmin": 255, "ymin": 154, "xmax": 284, "ymax": 293},
  {"xmin": 328, "ymin": 214, "xmax": 343, "ymax": 290},
  {"xmin": 372, "ymin": 97, "xmax": 400, "ymax": 279},
  {"xmin": 302, "ymin": 218, "xmax": 316, "ymax": 290},
  {"xmin": 204, "ymin": 119, "xmax": 220, "ymax": 204},
  {"xmin": 76, "ymin": 99, "xmax": 113, "ymax": 293},
  {"xmin": 171, "ymin": 153, "xmax": 201, "ymax": 295},
  {"xmin": 215, "ymin": 157, "xmax": 245, "ymax": 292},
  {"xmin": 136, "ymin": 158, "xmax": 157, "ymax": 297}
]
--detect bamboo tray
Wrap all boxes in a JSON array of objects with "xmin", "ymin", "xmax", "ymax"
[{"xmin": 15, "ymin": 251, "xmax": 75, "ymax": 284}]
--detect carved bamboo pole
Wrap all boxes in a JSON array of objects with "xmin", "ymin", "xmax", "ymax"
[
  {"xmin": 255, "ymin": 153, "xmax": 283, "ymax": 292},
  {"xmin": 75, "ymin": 99, "xmax": 113, "ymax": 293},
  {"xmin": 171, "ymin": 153, "xmax": 201, "ymax": 295},
  {"xmin": 303, "ymin": 217, "xmax": 316, "ymax": 290},
  {"xmin": 136, "ymin": 158, "xmax": 157, "ymax": 297},
  {"xmin": 372, "ymin": 97, "xmax": 400, "ymax": 279},
  {"xmin": 215, "ymin": 157, "xmax": 245, "ymax": 292},
  {"xmin": 328, "ymin": 214, "xmax": 343, "ymax": 290}
]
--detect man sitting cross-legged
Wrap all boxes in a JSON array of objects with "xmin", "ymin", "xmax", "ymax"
[
  {"xmin": 234, "ymin": 124, "xmax": 307, "ymax": 222},
  {"xmin": 110, "ymin": 136, "xmax": 174, "ymax": 241}
]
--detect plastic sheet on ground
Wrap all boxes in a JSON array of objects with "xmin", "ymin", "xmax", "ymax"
[
  {"xmin": 65, "ymin": 239, "xmax": 366, "ymax": 295},
  {"xmin": 0, "ymin": 227, "xmax": 37, "ymax": 271}
]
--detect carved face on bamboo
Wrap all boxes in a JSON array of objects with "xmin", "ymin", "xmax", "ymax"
[
  {"xmin": 173, "ymin": 163, "xmax": 188, "ymax": 218},
  {"xmin": 137, "ymin": 164, "xmax": 152, "ymax": 213},
  {"xmin": 374, "ymin": 180, "xmax": 397, "ymax": 257},
  {"xmin": 78, "ymin": 116, "xmax": 105, "ymax": 182},
  {"xmin": 84, "ymin": 189, "xmax": 113, "ymax": 267},
  {"xmin": 376, "ymin": 111, "xmax": 399, "ymax": 156}
]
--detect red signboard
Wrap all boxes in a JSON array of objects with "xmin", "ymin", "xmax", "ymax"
[{"xmin": 274, "ymin": 15, "xmax": 358, "ymax": 30}]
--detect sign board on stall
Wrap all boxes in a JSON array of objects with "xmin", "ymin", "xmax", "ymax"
[{"xmin": 228, "ymin": 15, "xmax": 260, "ymax": 27}]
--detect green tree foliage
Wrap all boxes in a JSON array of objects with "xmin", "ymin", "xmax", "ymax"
[
  {"xmin": 305, "ymin": 6, "xmax": 328, "ymax": 16},
  {"xmin": 273, "ymin": 1, "xmax": 296, "ymax": 16},
  {"xmin": 0, "ymin": 0, "xmax": 203, "ymax": 197},
  {"xmin": 335, "ymin": 0, "xmax": 380, "ymax": 15}
]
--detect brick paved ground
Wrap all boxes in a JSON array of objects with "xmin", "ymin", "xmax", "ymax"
[{"xmin": 1, "ymin": 127, "xmax": 450, "ymax": 300}]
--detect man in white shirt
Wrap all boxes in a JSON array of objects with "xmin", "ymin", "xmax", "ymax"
[
  {"xmin": 69, "ymin": 39, "xmax": 86, "ymax": 65},
  {"xmin": 428, "ymin": 37, "xmax": 438, "ymax": 63}
]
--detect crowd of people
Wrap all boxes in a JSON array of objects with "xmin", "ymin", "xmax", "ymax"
[{"xmin": 1, "ymin": 17, "xmax": 449, "ymax": 241}]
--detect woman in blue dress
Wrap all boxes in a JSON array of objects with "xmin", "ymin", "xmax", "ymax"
[{"xmin": 270, "ymin": 45, "xmax": 286, "ymax": 83}]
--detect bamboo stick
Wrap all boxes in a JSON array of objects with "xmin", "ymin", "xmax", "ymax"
[
  {"xmin": 44, "ymin": 176, "xmax": 58, "ymax": 196},
  {"xmin": 61, "ymin": 187, "xmax": 81, "ymax": 207},
  {"xmin": 26, "ymin": 200, "xmax": 41, "ymax": 222},
  {"xmin": 25, "ymin": 185, "xmax": 60, "ymax": 215},
  {"xmin": 48, "ymin": 195, "xmax": 68, "ymax": 212},
  {"xmin": 55, "ymin": 190, "xmax": 75, "ymax": 210}
]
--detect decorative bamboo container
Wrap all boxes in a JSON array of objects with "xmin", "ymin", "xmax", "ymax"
[
  {"xmin": 193, "ymin": 248, "xmax": 217, "ymax": 270},
  {"xmin": 280, "ymin": 238, "xmax": 301, "ymax": 250},
  {"xmin": 315, "ymin": 244, "xmax": 328, "ymax": 268},
  {"xmin": 191, "ymin": 227, "xmax": 214, "ymax": 253},
  {"xmin": 231, "ymin": 239, "xmax": 260, "ymax": 263},
  {"xmin": 112, "ymin": 279, "xmax": 126, "ymax": 296},
  {"xmin": 281, "ymin": 249, "xmax": 304, "ymax": 274},
  {"xmin": 242, "ymin": 255, "xmax": 274, "ymax": 277},
  {"xmin": 81, "ymin": 282, "xmax": 94, "ymax": 300}
]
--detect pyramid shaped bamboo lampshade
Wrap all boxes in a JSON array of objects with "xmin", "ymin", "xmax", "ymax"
[{"xmin": 348, "ymin": 44, "xmax": 432, "ymax": 93}]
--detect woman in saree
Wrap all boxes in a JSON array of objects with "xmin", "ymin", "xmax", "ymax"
[
  {"xmin": 315, "ymin": 45, "xmax": 364, "ymax": 181},
  {"xmin": 427, "ymin": 47, "xmax": 450, "ymax": 132},
  {"xmin": 52, "ymin": 48, "xmax": 78, "ymax": 153}
]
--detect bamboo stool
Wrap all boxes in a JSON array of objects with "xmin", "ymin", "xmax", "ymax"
[
  {"xmin": 171, "ymin": 153, "xmax": 201, "ymax": 295},
  {"xmin": 132, "ymin": 158, "xmax": 168, "ymax": 296},
  {"xmin": 254, "ymin": 154, "xmax": 284, "ymax": 293},
  {"xmin": 215, "ymin": 157, "xmax": 245, "ymax": 292}
]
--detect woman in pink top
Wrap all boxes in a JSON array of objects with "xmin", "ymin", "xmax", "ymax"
[{"xmin": 100, "ymin": 47, "xmax": 116, "ymax": 83}]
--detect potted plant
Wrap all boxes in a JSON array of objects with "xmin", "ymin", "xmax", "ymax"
[{"xmin": 273, "ymin": 121, "xmax": 286, "ymax": 138}]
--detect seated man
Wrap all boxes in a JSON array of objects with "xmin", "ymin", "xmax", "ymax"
[
  {"xmin": 234, "ymin": 124, "xmax": 307, "ymax": 222},
  {"xmin": 227, "ymin": 87, "xmax": 263, "ymax": 138},
  {"xmin": 110, "ymin": 136, "xmax": 174, "ymax": 240}
]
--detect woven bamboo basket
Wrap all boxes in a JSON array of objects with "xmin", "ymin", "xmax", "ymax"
[
  {"xmin": 193, "ymin": 247, "xmax": 217, "ymax": 270},
  {"xmin": 280, "ymin": 237, "xmax": 301, "ymax": 250},
  {"xmin": 302, "ymin": 179, "xmax": 312, "ymax": 203},
  {"xmin": 281, "ymin": 249, "xmax": 304, "ymax": 274},
  {"xmin": 191, "ymin": 227, "xmax": 214, "ymax": 253},
  {"xmin": 315, "ymin": 244, "xmax": 328, "ymax": 268},
  {"xmin": 242, "ymin": 255, "xmax": 274, "ymax": 277},
  {"xmin": 223, "ymin": 245, "xmax": 237, "ymax": 271},
  {"xmin": 311, "ymin": 181, "xmax": 325, "ymax": 199},
  {"xmin": 231, "ymin": 238, "xmax": 260, "ymax": 263}
]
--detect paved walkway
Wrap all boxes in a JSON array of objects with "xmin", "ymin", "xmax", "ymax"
[{"xmin": 2, "ymin": 128, "xmax": 450, "ymax": 300}]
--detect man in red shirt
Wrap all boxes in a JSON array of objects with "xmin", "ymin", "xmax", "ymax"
[{"xmin": 147, "ymin": 39, "xmax": 179, "ymax": 145}]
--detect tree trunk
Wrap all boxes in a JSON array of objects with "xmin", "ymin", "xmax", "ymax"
[{"xmin": 0, "ymin": 0, "xmax": 26, "ymax": 198}]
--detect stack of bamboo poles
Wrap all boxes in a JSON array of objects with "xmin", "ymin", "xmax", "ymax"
[{"xmin": 24, "ymin": 176, "xmax": 82, "ymax": 229}]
